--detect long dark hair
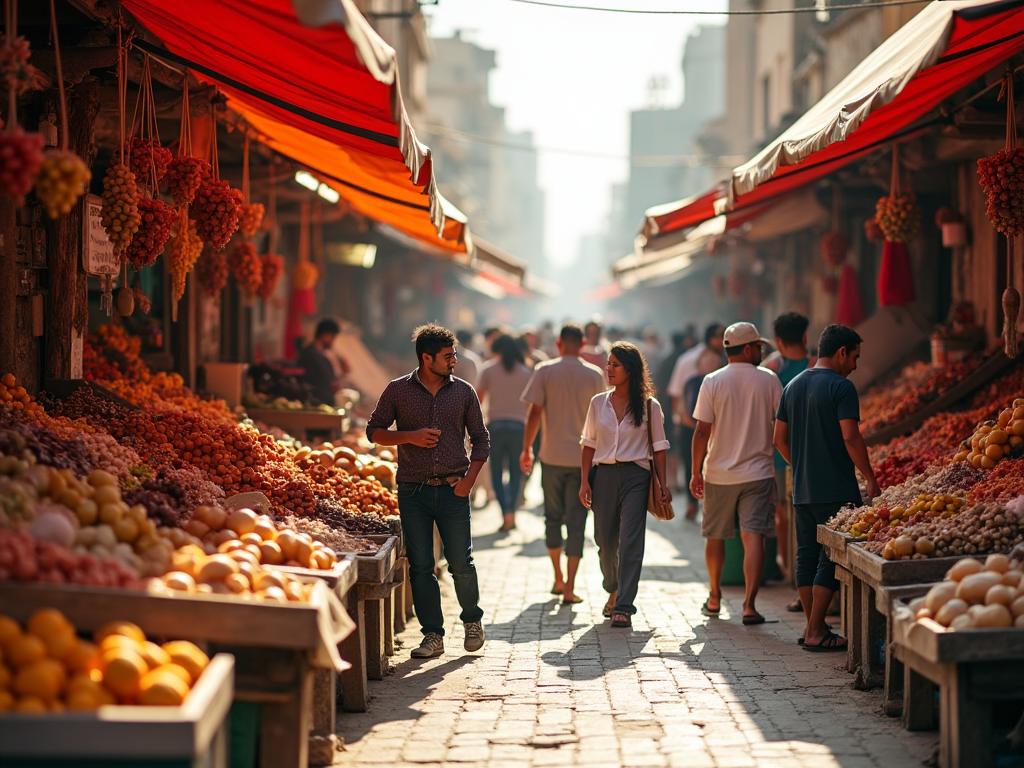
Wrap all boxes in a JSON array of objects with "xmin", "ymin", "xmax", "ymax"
[
  {"xmin": 491, "ymin": 333, "xmax": 524, "ymax": 373},
  {"xmin": 609, "ymin": 341, "xmax": 654, "ymax": 428}
]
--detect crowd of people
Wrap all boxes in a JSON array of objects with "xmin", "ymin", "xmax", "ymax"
[{"xmin": 364, "ymin": 314, "xmax": 879, "ymax": 658}]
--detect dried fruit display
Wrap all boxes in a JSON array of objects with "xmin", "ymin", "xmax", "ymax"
[
  {"xmin": 100, "ymin": 163, "xmax": 142, "ymax": 257},
  {"xmin": 33, "ymin": 149, "xmax": 90, "ymax": 218},
  {"xmin": 229, "ymin": 241, "xmax": 262, "ymax": 297},
  {"xmin": 875, "ymin": 194, "xmax": 920, "ymax": 242},
  {"xmin": 125, "ymin": 197, "xmax": 174, "ymax": 270},
  {"xmin": 978, "ymin": 147, "xmax": 1024, "ymax": 237},
  {"xmin": 195, "ymin": 248, "xmax": 228, "ymax": 297},
  {"xmin": 0, "ymin": 127, "xmax": 44, "ymax": 205},
  {"xmin": 125, "ymin": 138, "xmax": 171, "ymax": 188},
  {"xmin": 239, "ymin": 203, "xmax": 265, "ymax": 239},
  {"xmin": 166, "ymin": 156, "xmax": 209, "ymax": 207},
  {"xmin": 168, "ymin": 210, "xmax": 203, "ymax": 303},
  {"xmin": 193, "ymin": 179, "xmax": 242, "ymax": 251},
  {"xmin": 257, "ymin": 253, "xmax": 284, "ymax": 301}
]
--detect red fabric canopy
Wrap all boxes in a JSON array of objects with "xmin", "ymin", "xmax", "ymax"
[{"xmin": 643, "ymin": 1, "xmax": 1024, "ymax": 239}]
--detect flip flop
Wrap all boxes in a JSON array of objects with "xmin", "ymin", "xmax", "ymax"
[
  {"xmin": 701, "ymin": 598, "xmax": 721, "ymax": 616},
  {"xmin": 603, "ymin": 602, "xmax": 614, "ymax": 618},
  {"xmin": 803, "ymin": 631, "xmax": 847, "ymax": 652},
  {"xmin": 551, "ymin": 585, "xmax": 564, "ymax": 595},
  {"xmin": 786, "ymin": 598, "xmax": 803, "ymax": 613},
  {"xmin": 797, "ymin": 637, "xmax": 805, "ymax": 645},
  {"xmin": 562, "ymin": 595, "xmax": 584, "ymax": 605},
  {"xmin": 742, "ymin": 612, "xmax": 766, "ymax": 625}
]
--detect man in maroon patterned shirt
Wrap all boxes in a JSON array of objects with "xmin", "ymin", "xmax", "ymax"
[{"xmin": 366, "ymin": 323, "xmax": 490, "ymax": 658}]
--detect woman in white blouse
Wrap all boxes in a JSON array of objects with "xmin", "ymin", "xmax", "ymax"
[{"xmin": 580, "ymin": 342, "xmax": 671, "ymax": 628}]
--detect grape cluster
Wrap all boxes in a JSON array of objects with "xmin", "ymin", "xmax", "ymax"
[
  {"xmin": 125, "ymin": 138, "xmax": 171, "ymax": 190},
  {"xmin": 34, "ymin": 150, "xmax": 91, "ymax": 219},
  {"xmin": 101, "ymin": 163, "xmax": 142, "ymax": 257},
  {"xmin": 1, "ymin": 34, "xmax": 32, "ymax": 95},
  {"xmin": 166, "ymin": 156, "xmax": 210, "ymax": 206},
  {"xmin": 229, "ymin": 241, "xmax": 262, "ymax": 297},
  {"xmin": 257, "ymin": 254, "xmax": 284, "ymax": 301},
  {"xmin": 193, "ymin": 179, "xmax": 242, "ymax": 251},
  {"xmin": 196, "ymin": 247, "xmax": 228, "ymax": 296},
  {"xmin": 0, "ymin": 127, "xmax": 44, "ymax": 205},
  {"xmin": 875, "ymin": 195, "xmax": 921, "ymax": 242},
  {"xmin": 978, "ymin": 148, "xmax": 1024, "ymax": 236},
  {"xmin": 293, "ymin": 261, "xmax": 319, "ymax": 290},
  {"xmin": 821, "ymin": 232, "xmax": 847, "ymax": 267},
  {"xmin": 239, "ymin": 203, "xmax": 265, "ymax": 238},
  {"xmin": 169, "ymin": 210, "xmax": 203, "ymax": 303},
  {"xmin": 126, "ymin": 197, "xmax": 175, "ymax": 269}
]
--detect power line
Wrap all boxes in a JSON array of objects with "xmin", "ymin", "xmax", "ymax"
[
  {"xmin": 502, "ymin": 0, "xmax": 934, "ymax": 15},
  {"xmin": 419, "ymin": 122, "xmax": 746, "ymax": 165}
]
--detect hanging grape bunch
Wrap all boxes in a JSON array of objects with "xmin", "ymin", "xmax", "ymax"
[
  {"xmin": 0, "ymin": 126, "xmax": 44, "ymax": 204},
  {"xmin": 239, "ymin": 202, "xmax": 265, "ymax": 239},
  {"xmin": 125, "ymin": 197, "xmax": 175, "ymax": 269},
  {"xmin": 131, "ymin": 285, "xmax": 152, "ymax": 315},
  {"xmin": 34, "ymin": 149, "xmax": 91, "ymax": 218},
  {"xmin": 101, "ymin": 162, "xmax": 142, "ymax": 256},
  {"xmin": 293, "ymin": 260, "xmax": 319, "ymax": 290},
  {"xmin": 193, "ymin": 179, "xmax": 242, "ymax": 251},
  {"xmin": 229, "ymin": 241, "xmax": 262, "ymax": 297},
  {"xmin": 257, "ymin": 253, "xmax": 284, "ymax": 301},
  {"xmin": 167, "ymin": 156, "xmax": 210, "ymax": 207},
  {"xmin": 978, "ymin": 148, "xmax": 1024, "ymax": 237},
  {"xmin": 196, "ymin": 247, "xmax": 228, "ymax": 296},
  {"xmin": 169, "ymin": 211, "xmax": 204, "ymax": 302},
  {"xmin": 126, "ymin": 138, "xmax": 171, "ymax": 190},
  {"xmin": 875, "ymin": 194, "xmax": 920, "ymax": 242},
  {"xmin": 864, "ymin": 217, "xmax": 884, "ymax": 243},
  {"xmin": 820, "ymin": 232, "xmax": 848, "ymax": 267},
  {"xmin": 1, "ymin": 34, "xmax": 32, "ymax": 95}
]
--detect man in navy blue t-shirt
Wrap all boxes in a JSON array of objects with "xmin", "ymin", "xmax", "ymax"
[{"xmin": 773, "ymin": 325, "xmax": 880, "ymax": 652}]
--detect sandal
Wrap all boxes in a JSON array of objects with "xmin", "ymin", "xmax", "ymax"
[
  {"xmin": 742, "ymin": 611, "xmax": 766, "ymax": 625},
  {"xmin": 610, "ymin": 612, "xmax": 631, "ymax": 628},
  {"xmin": 786, "ymin": 598, "xmax": 803, "ymax": 613},
  {"xmin": 701, "ymin": 598, "xmax": 721, "ymax": 617},
  {"xmin": 803, "ymin": 631, "xmax": 847, "ymax": 652},
  {"xmin": 562, "ymin": 595, "xmax": 584, "ymax": 605}
]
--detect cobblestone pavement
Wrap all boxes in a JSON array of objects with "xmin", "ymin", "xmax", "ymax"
[{"xmin": 336, "ymin": 481, "xmax": 937, "ymax": 767}]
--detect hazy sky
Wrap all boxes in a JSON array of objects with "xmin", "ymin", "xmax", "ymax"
[{"xmin": 424, "ymin": 0, "xmax": 727, "ymax": 268}]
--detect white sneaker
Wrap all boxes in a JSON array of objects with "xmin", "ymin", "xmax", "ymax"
[
  {"xmin": 410, "ymin": 633, "xmax": 444, "ymax": 658},
  {"xmin": 464, "ymin": 622, "xmax": 485, "ymax": 652}
]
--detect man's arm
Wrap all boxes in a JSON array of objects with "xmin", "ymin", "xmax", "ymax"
[
  {"xmin": 454, "ymin": 388, "xmax": 490, "ymax": 497},
  {"xmin": 367, "ymin": 384, "xmax": 440, "ymax": 448},
  {"xmin": 689, "ymin": 420, "xmax": 712, "ymax": 500},
  {"xmin": 840, "ymin": 419, "xmax": 881, "ymax": 500},
  {"xmin": 773, "ymin": 420, "xmax": 791, "ymax": 465},
  {"xmin": 520, "ymin": 404, "xmax": 543, "ymax": 474}
]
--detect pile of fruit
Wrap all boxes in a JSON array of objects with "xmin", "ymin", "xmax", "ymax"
[
  {"xmin": 0, "ymin": 610, "xmax": 210, "ymax": 711},
  {"xmin": 909, "ymin": 554, "xmax": 1024, "ymax": 629},
  {"xmin": 953, "ymin": 398, "xmax": 1024, "ymax": 468}
]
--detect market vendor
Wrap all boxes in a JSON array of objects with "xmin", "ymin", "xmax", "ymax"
[{"xmin": 297, "ymin": 318, "xmax": 346, "ymax": 406}]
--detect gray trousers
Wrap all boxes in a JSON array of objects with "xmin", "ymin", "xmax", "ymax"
[{"xmin": 591, "ymin": 461, "xmax": 650, "ymax": 615}]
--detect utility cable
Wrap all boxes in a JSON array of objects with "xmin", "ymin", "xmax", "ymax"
[{"xmin": 502, "ymin": 0, "xmax": 935, "ymax": 15}]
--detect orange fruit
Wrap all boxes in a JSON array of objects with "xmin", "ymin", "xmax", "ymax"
[
  {"xmin": 99, "ymin": 647, "xmax": 148, "ymax": 699},
  {"xmin": 65, "ymin": 675, "xmax": 110, "ymax": 710},
  {"xmin": 26, "ymin": 608, "xmax": 71, "ymax": 639},
  {"xmin": 138, "ymin": 641, "xmax": 172, "ymax": 670},
  {"xmin": 64, "ymin": 640, "xmax": 101, "ymax": 674},
  {"xmin": 0, "ymin": 664, "xmax": 10, "ymax": 689},
  {"xmin": 138, "ymin": 668, "xmax": 190, "ymax": 706},
  {"xmin": 6, "ymin": 634, "xmax": 46, "ymax": 667},
  {"xmin": 156, "ymin": 663, "xmax": 193, "ymax": 686},
  {"xmin": 14, "ymin": 695, "xmax": 48, "ymax": 713},
  {"xmin": 99, "ymin": 634, "xmax": 145, "ymax": 654},
  {"xmin": 0, "ymin": 615, "xmax": 22, "ymax": 650},
  {"xmin": 0, "ymin": 689, "xmax": 14, "ymax": 711},
  {"xmin": 94, "ymin": 621, "xmax": 146, "ymax": 646},
  {"xmin": 13, "ymin": 659, "xmax": 65, "ymax": 702},
  {"xmin": 161, "ymin": 641, "xmax": 208, "ymax": 684}
]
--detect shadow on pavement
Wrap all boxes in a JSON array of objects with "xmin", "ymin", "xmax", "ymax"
[
  {"xmin": 485, "ymin": 601, "xmax": 591, "ymax": 645},
  {"xmin": 540, "ymin": 624, "xmax": 656, "ymax": 680}
]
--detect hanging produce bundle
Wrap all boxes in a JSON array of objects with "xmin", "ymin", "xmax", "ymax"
[
  {"xmin": 195, "ymin": 246, "xmax": 228, "ymax": 296},
  {"xmin": 193, "ymin": 179, "xmax": 242, "ymax": 251},
  {"xmin": 874, "ymin": 194, "xmax": 920, "ymax": 242},
  {"xmin": 35, "ymin": 150, "xmax": 90, "ymax": 219},
  {"xmin": 167, "ymin": 156, "xmax": 209, "ymax": 206},
  {"xmin": 863, "ymin": 216, "xmax": 884, "ymax": 242},
  {"xmin": 977, "ymin": 147, "xmax": 1024, "ymax": 237},
  {"xmin": 101, "ymin": 162, "xmax": 142, "ymax": 257},
  {"xmin": 257, "ymin": 253, "xmax": 284, "ymax": 301},
  {"xmin": 228, "ymin": 241, "xmax": 262, "ymax": 297},
  {"xmin": 821, "ymin": 232, "xmax": 847, "ymax": 267},
  {"xmin": 131, "ymin": 285, "xmax": 152, "ymax": 315},
  {"xmin": 293, "ymin": 260, "xmax": 319, "ymax": 290},
  {"xmin": 0, "ymin": 126, "xmax": 44, "ymax": 204},
  {"xmin": 0, "ymin": 33, "xmax": 31, "ymax": 95},
  {"xmin": 125, "ymin": 197, "xmax": 174, "ymax": 269},
  {"xmin": 126, "ymin": 137, "xmax": 171, "ymax": 188},
  {"xmin": 239, "ymin": 203, "xmax": 265, "ymax": 238},
  {"xmin": 169, "ymin": 209, "xmax": 203, "ymax": 302}
]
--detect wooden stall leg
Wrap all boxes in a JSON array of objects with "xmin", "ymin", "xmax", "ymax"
[
  {"xmin": 383, "ymin": 590, "xmax": 395, "ymax": 657},
  {"xmin": 855, "ymin": 584, "xmax": 884, "ymax": 690},
  {"xmin": 394, "ymin": 558, "xmax": 408, "ymax": 634},
  {"xmin": 309, "ymin": 669, "xmax": 338, "ymax": 765},
  {"xmin": 339, "ymin": 593, "xmax": 368, "ymax": 712},
  {"xmin": 259, "ymin": 655, "xmax": 312, "ymax": 768},
  {"xmin": 884, "ymin": 635, "xmax": 905, "ymax": 718},
  {"xmin": 940, "ymin": 664, "xmax": 992, "ymax": 768},
  {"xmin": 846, "ymin": 572, "xmax": 863, "ymax": 675},
  {"xmin": 903, "ymin": 664, "xmax": 936, "ymax": 731},
  {"xmin": 364, "ymin": 597, "xmax": 386, "ymax": 680}
]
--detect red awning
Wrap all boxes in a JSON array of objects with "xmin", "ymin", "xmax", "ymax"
[
  {"xmin": 643, "ymin": 0, "xmax": 1024, "ymax": 239},
  {"xmin": 123, "ymin": 0, "xmax": 467, "ymax": 252}
]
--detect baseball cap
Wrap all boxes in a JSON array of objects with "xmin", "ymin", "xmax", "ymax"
[{"xmin": 723, "ymin": 322, "xmax": 770, "ymax": 349}]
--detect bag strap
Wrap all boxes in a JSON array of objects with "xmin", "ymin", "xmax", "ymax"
[{"xmin": 646, "ymin": 399, "xmax": 665, "ymax": 490}]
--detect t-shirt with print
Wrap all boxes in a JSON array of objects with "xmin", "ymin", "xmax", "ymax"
[
  {"xmin": 521, "ymin": 355, "xmax": 606, "ymax": 467},
  {"xmin": 692, "ymin": 363, "xmax": 782, "ymax": 485},
  {"xmin": 776, "ymin": 367, "xmax": 861, "ymax": 506}
]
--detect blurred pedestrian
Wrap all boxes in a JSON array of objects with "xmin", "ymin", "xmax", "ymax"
[
  {"xmin": 580, "ymin": 342, "xmax": 671, "ymax": 628},
  {"xmin": 690, "ymin": 322, "xmax": 782, "ymax": 625},
  {"xmin": 774, "ymin": 324, "xmax": 880, "ymax": 652},
  {"xmin": 366, "ymin": 323, "xmax": 489, "ymax": 658},
  {"xmin": 522, "ymin": 324, "xmax": 605, "ymax": 603},
  {"xmin": 655, "ymin": 332, "xmax": 689, "ymax": 490},
  {"xmin": 477, "ymin": 334, "xmax": 534, "ymax": 532},
  {"xmin": 580, "ymin": 319, "xmax": 609, "ymax": 371},
  {"xmin": 454, "ymin": 329, "xmax": 482, "ymax": 389},
  {"xmin": 297, "ymin": 318, "xmax": 344, "ymax": 406}
]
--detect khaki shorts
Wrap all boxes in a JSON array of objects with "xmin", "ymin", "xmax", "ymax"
[{"xmin": 702, "ymin": 478, "xmax": 777, "ymax": 540}]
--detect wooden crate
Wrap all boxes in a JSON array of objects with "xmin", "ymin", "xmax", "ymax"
[
  {"xmin": 847, "ymin": 545, "xmax": 967, "ymax": 587},
  {"xmin": 816, "ymin": 525, "xmax": 856, "ymax": 568},
  {"xmin": 353, "ymin": 535, "xmax": 397, "ymax": 584},
  {"xmin": 0, "ymin": 654, "xmax": 233, "ymax": 767},
  {"xmin": 893, "ymin": 608, "xmax": 1024, "ymax": 664},
  {"xmin": 270, "ymin": 555, "xmax": 358, "ymax": 596}
]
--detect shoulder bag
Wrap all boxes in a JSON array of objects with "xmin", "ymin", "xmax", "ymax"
[{"xmin": 646, "ymin": 399, "xmax": 675, "ymax": 521}]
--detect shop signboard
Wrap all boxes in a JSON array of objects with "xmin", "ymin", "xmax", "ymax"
[{"xmin": 82, "ymin": 194, "xmax": 118, "ymax": 276}]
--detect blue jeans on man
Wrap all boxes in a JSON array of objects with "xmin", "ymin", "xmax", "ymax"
[{"xmin": 398, "ymin": 482, "xmax": 484, "ymax": 636}]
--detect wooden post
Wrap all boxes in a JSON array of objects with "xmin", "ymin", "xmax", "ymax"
[
  {"xmin": 339, "ymin": 592, "xmax": 368, "ymax": 712},
  {"xmin": 45, "ymin": 80, "xmax": 99, "ymax": 382},
  {"xmin": 0, "ymin": 197, "xmax": 22, "ymax": 382}
]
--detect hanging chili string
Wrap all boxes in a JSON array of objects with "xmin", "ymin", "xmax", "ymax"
[{"xmin": 1002, "ymin": 68, "xmax": 1020, "ymax": 358}]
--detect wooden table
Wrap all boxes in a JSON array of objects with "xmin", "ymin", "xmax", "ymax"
[
  {"xmin": 0, "ymin": 581, "xmax": 353, "ymax": 768},
  {"xmin": 892, "ymin": 607, "xmax": 1024, "ymax": 768},
  {"xmin": 246, "ymin": 408, "xmax": 350, "ymax": 443}
]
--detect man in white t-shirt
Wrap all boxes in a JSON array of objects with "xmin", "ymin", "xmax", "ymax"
[{"xmin": 690, "ymin": 322, "xmax": 783, "ymax": 625}]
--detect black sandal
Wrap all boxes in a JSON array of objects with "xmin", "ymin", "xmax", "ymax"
[
  {"xmin": 610, "ymin": 612, "xmax": 631, "ymax": 628},
  {"xmin": 701, "ymin": 598, "xmax": 721, "ymax": 617},
  {"xmin": 803, "ymin": 631, "xmax": 847, "ymax": 652}
]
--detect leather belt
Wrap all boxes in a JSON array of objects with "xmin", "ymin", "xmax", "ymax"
[{"xmin": 424, "ymin": 476, "xmax": 455, "ymax": 486}]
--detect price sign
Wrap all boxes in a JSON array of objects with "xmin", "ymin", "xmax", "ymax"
[{"xmin": 82, "ymin": 194, "xmax": 118, "ymax": 275}]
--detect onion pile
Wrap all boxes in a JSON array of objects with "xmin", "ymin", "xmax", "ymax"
[
  {"xmin": 875, "ymin": 194, "xmax": 920, "ymax": 242},
  {"xmin": 101, "ymin": 163, "xmax": 142, "ymax": 257},
  {"xmin": 193, "ymin": 180, "xmax": 242, "ymax": 251},
  {"xmin": 195, "ymin": 248, "xmax": 228, "ymax": 297},
  {"xmin": 978, "ymin": 148, "xmax": 1024, "ymax": 237},
  {"xmin": 166, "ymin": 156, "xmax": 209, "ymax": 207},
  {"xmin": 229, "ymin": 241, "xmax": 262, "ymax": 297},
  {"xmin": 910, "ymin": 554, "xmax": 1024, "ymax": 629},
  {"xmin": 257, "ymin": 254, "xmax": 284, "ymax": 301},
  {"xmin": 125, "ymin": 198, "xmax": 175, "ymax": 270},
  {"xmin": 0, "ymin": 127, "xmax": 45, "ymax": 205}
]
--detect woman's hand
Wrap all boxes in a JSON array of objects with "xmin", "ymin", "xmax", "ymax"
[
  {"xmin": 579, "ymin": 480, "xmax": 592, "ymax": 509},
  {"xmin": 659, "ymin": 485, "xmax": 672, "ymax": 504}
]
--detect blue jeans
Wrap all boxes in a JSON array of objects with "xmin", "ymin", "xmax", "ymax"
[
  {"xmin": 398, "ymin": 482, "xmax": 484, "ymax": 636},
  {"xmin": 488, "ymin": 420, "xmax": 525, "ymax": 515}
]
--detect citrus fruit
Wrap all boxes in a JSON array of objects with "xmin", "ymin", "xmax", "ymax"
[
  {"xmin": 138, "ymin": 668, "xmax": 190, "ymax": 706},
  {"xmin": 14, "ymin": 695, "xmax": 47, "ymax": 713},
  {"xmin": 0, "ymin": 689, "xmax": 14, "ymax": 711},
  {"xmin": 161, "ymin": 641, "xmax": 208, "ymax": 683},
  {"xmin": 6, "ymin": 634, "xmax": 46, "ymax": 667},
  {"xmin": 99, "ymin": 647, "xmax": 148, "ymax": 699},
  {"xmin": 13, "ymin": 658, "xmax": 65, "ymax": 702},
  {"xmin": 26, "ymin": 608, "xmax": 71, "ymax": 639},
  {"xmin": 138, "ymin": 641, "xmax": 172, "ymax": 670},
  {"xmin": 94, "ymin": 621, "xmax": 146, "ymax": 645},
  {"xmin": 0, "ymin": 615, "xmax": 22, "ymax": 649},
  {"xmin": 99, "ymin": 634, "xmax": 145, "ymax": 654},
  {"xmin": 156, "ymin": 663, "xmax": 193, "ymax": 686},
  {"xmin": 64, "ymin": 640, "xmax": 101, "ymax": 674}
]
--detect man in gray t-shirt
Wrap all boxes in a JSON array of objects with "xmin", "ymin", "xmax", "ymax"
[{"xmin": 521, "ymin": 323, "xmax": 606, "ymax": 604}]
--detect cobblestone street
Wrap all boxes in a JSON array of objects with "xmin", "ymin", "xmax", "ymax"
[{"xmin": 337, "ymin": 481, "xmax": 938, "ymax": 768}]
